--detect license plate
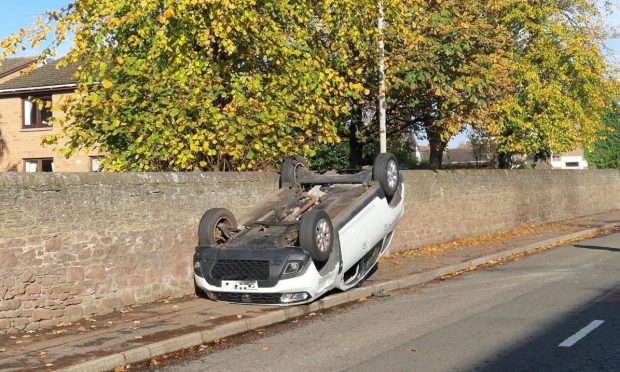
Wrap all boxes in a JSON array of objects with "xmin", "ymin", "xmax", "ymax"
[{"xmin": 222, "ymin": 281, "xmax": 259, "ymax": 291}]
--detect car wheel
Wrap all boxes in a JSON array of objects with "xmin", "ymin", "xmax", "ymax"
[
  {"xmin": 280, "ymin": 156, "xmax": 307, "ymax": 188},
  {"xmin": 198, "ymin": 208, "xmax": 237, "ymax": 246},
  {"xmin": 299, "ymin": 209, "xmax": 333, "ymax": 262},
  {"xmin": 372, "ymin": 153, "xmax": 399, "ymax": 199}
]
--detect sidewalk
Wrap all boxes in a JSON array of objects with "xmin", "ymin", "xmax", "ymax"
[{"xmin": 1, "ymin": 211, "xmax": 619, "ymax": 372}]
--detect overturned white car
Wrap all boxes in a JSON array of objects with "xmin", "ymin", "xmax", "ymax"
[{"xmin": 193, "ymin": 153, "xmax": 405, "ymax": 305}]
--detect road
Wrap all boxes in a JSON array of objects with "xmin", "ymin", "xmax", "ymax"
[{"xmin": 156, "ymin": 230, "xmax": 620, "ymax": 372}]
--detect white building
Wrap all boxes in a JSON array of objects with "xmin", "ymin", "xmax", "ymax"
[{"xmin": 550, "ymin": 149, "xmax": 589, "ymax": 170}]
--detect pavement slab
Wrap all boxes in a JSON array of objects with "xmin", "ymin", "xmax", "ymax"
[{"xmin": 0, "ymin": 210, "xmax": 618, "ymax": 371}]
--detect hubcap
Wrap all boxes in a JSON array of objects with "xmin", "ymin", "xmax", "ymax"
[
  {"xmin": 387, "ymin": 160, "xmax": 398, "ymax": 190},
  {"xmin": 315, "ymin": 219, "xmax": 331, "ymax": 252}
]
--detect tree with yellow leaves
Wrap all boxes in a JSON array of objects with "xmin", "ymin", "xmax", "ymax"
[
  {"xmin": 2, "ymin": 0, "xmax": 367, "ymax": 171},
  {"xmin": 481, "ymin": 0, "xmax": 618, "ymax": 167},
  {"xmin": 1, "ymin": 0, "xmax": 615, "ymax": 171}
]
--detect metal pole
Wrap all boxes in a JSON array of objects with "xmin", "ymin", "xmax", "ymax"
[{"xmin": 378, "ymin": 1, "xmax": 387, "ymax": 153}]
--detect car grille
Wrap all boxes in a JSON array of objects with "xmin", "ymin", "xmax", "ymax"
[
  {"xmin": 215, "ymin": 292, "xmax": 281, "ymax": 304},
  {"xmin": 210, "ymin": 260, "xmax": 270, "ymax": 281}
]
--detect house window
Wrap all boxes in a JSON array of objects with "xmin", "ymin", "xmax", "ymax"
[
  {"xmin": 565, "ymin": 162, "xmax": 580, "ymax": 168},
  {"xmin": 90, "ymin": 156, "xmax": 104, "ymax": 172},
  {"xmin": 24, "ymin": 158, "xmax": 54, "ymax": 172},
  {"xmin": 23, "ymin": 96, "xmax": 52, "ymax": 128}
]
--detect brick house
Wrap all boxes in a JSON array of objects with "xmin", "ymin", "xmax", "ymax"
[{"xmin": 0, "ymin": 59, "xmax": 103, "ymax": 172}]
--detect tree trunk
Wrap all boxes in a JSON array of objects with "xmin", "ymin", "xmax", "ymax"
[
  {"xmin": 498, "ymin": 152, "xmax": 512, "ymax": 169},
  {"xmin": 348, "ymin": 119, "xmax": 364, "ymax": 169},
  {"xmin": 426, "ymin": 125, "xmax": 447, "ymax": 170}
]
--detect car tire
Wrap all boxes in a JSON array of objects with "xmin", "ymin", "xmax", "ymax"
[
  {"xmin": 198, "ymin": 208, "xmax": 237, "ymax": 246},
  {"xmin": 280, "ymin": 156, "xmax": 307, "ymax": 188},
  {"xmin": 373, "ymin": 153, "xmax": 400, "ymax": 199},
  {"xmin": 299, "ymin": 209, "xmax": 333, "ymax": 262}
]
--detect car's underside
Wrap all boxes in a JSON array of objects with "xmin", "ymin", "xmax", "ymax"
[{"xmin": 194, "ymin": 153, "xmax": 404, "ymax": 305}]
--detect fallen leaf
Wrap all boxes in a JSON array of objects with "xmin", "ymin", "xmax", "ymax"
[
  {"xmin": 150, "ymin": 358, "xmax": 160, "ymax": 366},
  {"xmin": 113, "ymin": 366, "xmax": 126, "ymax": 372},
  {"xmin": 9, "ymin": 336, "xmax": 16, "ymax": 340},
  {"xmin": 262, "ymin": 346, "xmax": 269, "ymax": 351},
  {"xmin": 134, "ymin": 336, "xmax": 143, "ymax": 340},
  {"xmin": 39, "ymin": 352, "xmax": 47, "ymax": 359},
  {"xmin": 0, "ymin": 348, "xmax": 7, "ymax": 352},
  {"xmin": 51, "ymin": 329, "xmax": 67, "ymax": 335},
  {"xmin": 77, "ymin": 327, "xmax": 87, "ymax": 332},
  {"xmin": 15, "ymin": 341, "xmax": 22, "ymax": 344},
  {"xmin": 357, "ymin": 297, "xmax": 368, "ymax": 303},
  {"xmin": 26, "ymin": 330, "xmax": 35, "ymax": 334},
  {"xmin": 236, "ymin": 315, "xmax": 242, "ymax": 319},
  {"xmin": 133, "ymin": 320, "xmax": 141, "ymax": 325},
  {"xmin": 56, "ymin": 321, "xmax": 72, "ymax": 327},
  {"xmin": 308, "ymin": 312, "xmax": 317, "ymax": 316},
  {"xmin": 45, "ymin": 363, "xmax": 54, "ymax": 367}
]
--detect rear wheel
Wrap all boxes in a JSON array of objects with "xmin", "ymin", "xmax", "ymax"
[
  {"xmin": 299, "ymin": 209, "xmax": 333, "ymax": 262},
  {"xmin": 373, "ymin": 153, "xmax": 399, "ymax": 199},
  {"xmin": 198, "ymin": 208, "xmax": 237, "ymax": 246},
  {"xmin": 280, "ymin": 156, "xmax": 307, "ymax": 188}
]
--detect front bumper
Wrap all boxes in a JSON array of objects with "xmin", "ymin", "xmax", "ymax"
[
  {"xmin": 194, "ymin": 263, "xmax": 323, "ymax": 305},
  {"xmin": 194, "ymin": 245, "xmax": 323, "ymax": 305}
]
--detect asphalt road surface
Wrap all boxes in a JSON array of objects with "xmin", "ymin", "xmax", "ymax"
[{"xmin": 157, "ymin": 230, "xmax": 620, "ymax": 372}]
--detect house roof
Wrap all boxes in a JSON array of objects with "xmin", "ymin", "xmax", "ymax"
[
  {"xmin": 0, "ymin": 59, "xmax": 78, "ymax": 96},
  {"xmin": 0, "ymin": 56, "xmax": 38, "ymax": 79},
  {"xmin": 419, "ymin": 148, "xmax": 490, "ymax": 164},
  {"xmin": 443, "ymin": 148, "xmax": 479, "ymax": 163}
]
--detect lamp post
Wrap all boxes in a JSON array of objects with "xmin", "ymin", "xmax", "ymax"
[{"xmin": 378, "ymin": 1, "xmax": 387, "ymax": 154}]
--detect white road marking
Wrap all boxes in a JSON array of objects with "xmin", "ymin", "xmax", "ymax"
[{"xmin": 558, "ymin": 320, "xmax": 605, "ymax": 347}]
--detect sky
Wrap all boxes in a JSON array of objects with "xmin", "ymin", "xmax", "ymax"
[
  {"xmin": 0, "ymin": 1, "xmax": 71, "ymax": 57},
  {"xmin": 2, "ymin": 1, "xmax": 620, "ymax": 148}
]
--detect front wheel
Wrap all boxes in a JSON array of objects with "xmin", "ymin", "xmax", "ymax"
[
  {"xmin": 299, "ymin": 209, "xmax": 333, "ymax": 262},
  {"xmin": 198, "ymin": 208, "xmax": 237, "ymax": 246}
]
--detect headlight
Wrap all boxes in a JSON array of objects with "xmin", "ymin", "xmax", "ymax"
[
  {"xmin": 284, "ymin": 261, "xmax": 303, "ymax": 275},
  {"xmin": 194, "ymin": 261, "xmax": 203, "ymax": 276},
  {"xmin": 280, "ymin": 292, "xmax": 310, "ymax": 304}
]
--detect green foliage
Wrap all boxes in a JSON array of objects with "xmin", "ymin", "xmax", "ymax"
[
  {"xmin": 586, "ymin": 108, "xmax": 620, "ymax": 170},
  {"xmin": 310, "ymin": 142, "xmax": 351, "ymax": 170}
]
